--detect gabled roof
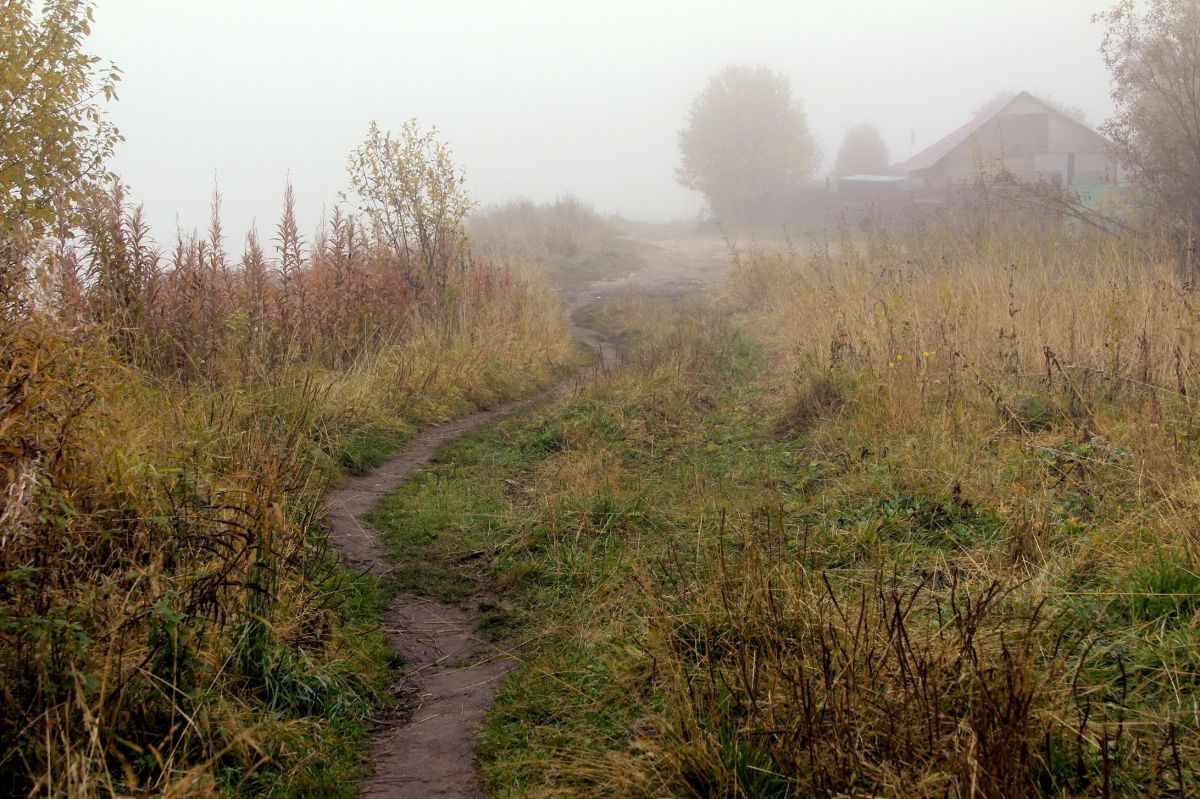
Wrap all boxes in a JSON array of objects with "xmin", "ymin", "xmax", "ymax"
[{"xmin": 894, "ymin": 91, "xmax": 1107, "ymax": 175}]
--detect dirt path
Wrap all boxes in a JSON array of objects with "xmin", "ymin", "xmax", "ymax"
[
  {"xmin": 325, "ymin": 299, "xmax": 614, "ymax": 798},
  {"xmin": 325, "ymin": 234, "xmax": 728, "ymax": 798},
  {"xmin": 600, "ymin": 231, "xmax": 732, "ymax": 299}
]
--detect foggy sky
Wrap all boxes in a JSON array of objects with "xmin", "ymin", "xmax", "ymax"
[{"xmin": 89, "ymin": 0, "xmax": 1116, "ymax": 243}]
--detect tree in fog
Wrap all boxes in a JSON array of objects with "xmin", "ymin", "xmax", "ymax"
[
  {"xmin": 831, "ymin": 124, "xmax": 889, "ymax": 178},
  {"xmin": 1099, "ymin": 0, "xmax": 1200, "ymax": 241},
  {"xmin": 677, "ymin": 64, "xmax": 817, "ymax": 222}
]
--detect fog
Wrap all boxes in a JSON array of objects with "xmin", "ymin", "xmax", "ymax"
[{"xmin": 90, "ymin": 0, "xmax": 1115, "ymax": 240}]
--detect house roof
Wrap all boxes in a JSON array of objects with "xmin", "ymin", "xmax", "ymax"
[{"xmin": 893, "ymin": 91, "xmax": 1107, "ymax": 175}]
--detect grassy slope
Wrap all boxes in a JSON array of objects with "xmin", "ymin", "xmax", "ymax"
[{"xmin": 368, "ymin": 281, "xmax": 1200, "ymax": 797}]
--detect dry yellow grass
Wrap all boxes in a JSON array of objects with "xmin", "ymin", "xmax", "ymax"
[
  {"xmin": 639, "ymin": 223, "xmax": 1200, "ymax": 796},
  {"xmin": 725, "ymin": 225, "xmax": 1200, "ymax": 562}
]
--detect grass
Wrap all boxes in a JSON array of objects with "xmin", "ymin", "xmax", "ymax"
[
  {"xmin": 215, "ymin": 570, "xmax": 393, "ymax": 799},
  {"xmin": 366, "ymin": 223, "xmax": 1200, "ymax": 797},
  {"xmin": 11, "ymin": 167, "xmax": 1200, "ymax": 797},
  {"xmin": 367, "ymin": 297, "xmax": 800, "ymax": 794}
]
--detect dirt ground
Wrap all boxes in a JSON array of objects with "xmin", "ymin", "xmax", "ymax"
[
  {"xmin": 593, "ymin": 231, "xmax": 733, "ymax": 299},
  {"xmin": 325, "ymin": 231, "xmax": 730, "ymax": 798}
]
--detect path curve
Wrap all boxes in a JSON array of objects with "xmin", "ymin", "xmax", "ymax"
[
  {"xmin": 325, "ymin": 297, "xmax": 615, "ymax": 799},
  {"xmin": 327, "ymin": 233, "xmax": 730, "ymax": 798}
]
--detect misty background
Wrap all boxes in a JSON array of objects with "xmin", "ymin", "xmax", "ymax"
[{"xmin": 90, "ymin": 0, "xmax": 1115, "ymax": 241}]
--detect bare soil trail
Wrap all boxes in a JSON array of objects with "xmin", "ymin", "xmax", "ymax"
[
  {"xmin": 325, "ymin": 233, "xmax": 729, "ymax": 798},
  {"xmin": 597, "ymin": 229, "xmax": 733, "ymax": 299}
]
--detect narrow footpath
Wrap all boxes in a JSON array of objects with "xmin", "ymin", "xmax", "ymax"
[
  {"xmin": 325, "ymin": 299, "xmax": 616, "ymax": 798},
  {"xmin": 326, "ymin": 233, "xmax": 728, "ymax": 798}
]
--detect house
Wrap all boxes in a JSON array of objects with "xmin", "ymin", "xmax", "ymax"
[{"xmin": 894, "ymin": 92, "xmax": 1118, "ymax": 189}]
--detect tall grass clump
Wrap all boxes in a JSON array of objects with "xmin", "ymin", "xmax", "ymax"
[
  {"xmin": 0, "ymin": 177, "xmax": 573, "ymax": 796},
  {"xmin": 629, "ymin": 518, "xmax": 1194, "ymax": 797}
]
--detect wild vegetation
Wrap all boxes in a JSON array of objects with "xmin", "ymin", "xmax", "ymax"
[
  {"xmin": 0, "ymin": 5, "xmax": 575, "ymax": 795},
  {"xmin": 370, "ymin": 221, "xmax": 1200, "ymax": 797},
  {"xmin": 6, "ymin": 0, "xmax": 1200, "ymax": 797},
  {"xmin": 0, "ymin": 182, "xmax": 573, "ymax": 796}
]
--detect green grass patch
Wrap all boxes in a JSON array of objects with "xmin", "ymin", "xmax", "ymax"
[{"xmin": 220, "ymin": 570, "xmax": 394, "ymax": 798}]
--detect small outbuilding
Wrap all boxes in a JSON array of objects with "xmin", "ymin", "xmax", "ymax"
[
  {"xmin": 837, "ymin": 174, "xmax": 924, "ymax": 199},
  {"xmin": 894, "ymin": 92, "xmax": 1118, "ymax": 189}
]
